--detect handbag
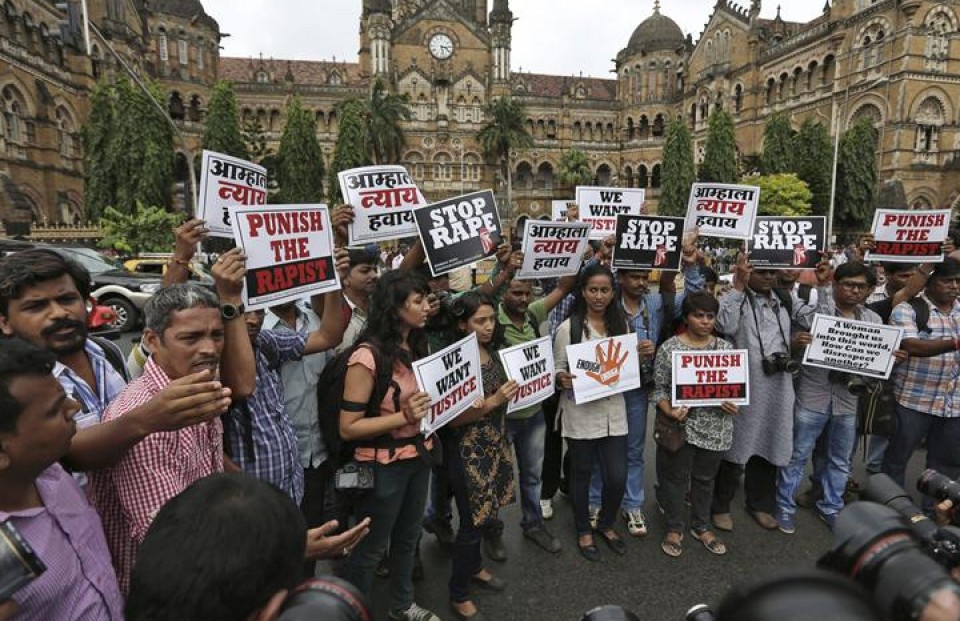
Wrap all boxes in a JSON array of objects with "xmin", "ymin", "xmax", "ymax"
[{"xmin": 654, "ymin": 410, "xmax": 686, "ymax": 452}]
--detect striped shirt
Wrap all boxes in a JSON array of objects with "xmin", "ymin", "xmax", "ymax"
[
  {"xmin": 891, "ymin": 293, "xmax": 960, "ymax": 417},
  {"xmin": 90, "ymin": 357, "xmax": 223, "ymax": 593},
  {"xmin": 2, "ymin": 463, "xmax": 123, "ymax": 621},
  {"xmin": 53, "ymin": 339, "xmax": 127, "ymax": 431}
]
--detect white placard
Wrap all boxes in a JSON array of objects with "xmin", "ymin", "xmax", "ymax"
[
  {"xmin": 864, "ymin": 209, "xmax": 951, "ymax": 264},
  {"xmin": 802, "ymin": 314, "xmax": 903, "ymax": 379},
  {"xmin": 552, "ymin": 199, "xmax": 575, "ymax": 221},
  {"xmin": 576, "ymin": 186, "xmax": 646, "ymax": 240},
  {"xmin": 517, "ymin": 220, "xmax": 589, "ymax": 280},
  {"xmin": 228, "ymin": 204, "xmax": 341, "ymax": 311},
  {"xmin": 337, "ymin": 165, "xmax": 425, "ymax": 245},
  {"xmin": 684, "ymin": 183, "xmax": 760, "ymax": 240},
  {"xmin": 671, "ymin": 349, "xmax": 750, "ymax": 407},
  {"xmin": 498, "ymin": 336, "xmax": 555, "ymax": 414},
  {"xmin": 413, "ymin": 332, "xmax": 484, "ymax": 436},
  {"xmin": 198, "ymin": 150, "xmax": 268, "ymax": 238},
  {"xmin": 567, "ymin": 334, "xmax": 643, "ymax": 405}
]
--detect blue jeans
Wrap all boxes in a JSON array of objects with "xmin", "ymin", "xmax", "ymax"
[
  {"xmin": 505, "ymin": 410, "xmax": 546, "ymax": 531},
  {"xmin": 589, "ymin": 388, "xmax": 647, "ymax": 511},
  {"xmin": 776, "ymin": 404, "xmax": 857, "ymax": 519},
  {"xmin": 866, "ymin": 434, "xmax": 889, "ymax": 474},
  {"xmin": 882, "ymin": 403, "xmax": 960, "ymax": 488},
  {"xmin": 342, "ymin": 459, "xmax": 430, "ymax": 612}
]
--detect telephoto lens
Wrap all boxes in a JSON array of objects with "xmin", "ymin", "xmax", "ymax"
[
  {"xmin": 918, "ymin": 469, "xmax": 960, "ymax": 506},
  {"xmin": 278, "ymin": 576, "xmax": 371, "ymax": 621},
  {"xmin": 579, "ymin": 605, "xmax": 641, "ymax": 621},
  {"xmin": 684, "ymin": 603, "xmax": 715, "ymax": 621}
]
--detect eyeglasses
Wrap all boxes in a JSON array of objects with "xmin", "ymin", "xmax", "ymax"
[{"xmin": 837, "ymin": 281, "xmax": 871, "ymax": 292}]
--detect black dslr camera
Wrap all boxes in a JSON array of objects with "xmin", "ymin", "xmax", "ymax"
[
  {"xmin": 761, "ymin": 352, "xmax": 801, "ymax": 376},
  {"xmin": 828, "ymin": 370, "xmax": 876, "ymax": 396},
  {"xmin": 334, "ymin": 461, "xmax": 375, "ymax": 492},
  {"xmin": 0, "ymin": 520, "xmax": 46, "ymax": 600},
  {"xmin": 279, "ymin": 575, "xmax": 371, "ymax": 621}
]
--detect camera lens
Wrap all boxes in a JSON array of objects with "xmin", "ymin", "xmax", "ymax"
[
  {"xmin": 918, "ymin": 469, "xmax": 960, "ymax": 506},
  {"xmin": 685, "ymin": 603, "xmax": 715, "ymax": 621},
  {"xmin": 846, "ymin": 379, "xmax": 869, "ymax": 396},
  {"xmin": 279, "ymin": 576, "xmax": 371, "ymax": 621},
  {"xmin": 579, "ymin": 605, "xmax": 640, "ymax": 621}
]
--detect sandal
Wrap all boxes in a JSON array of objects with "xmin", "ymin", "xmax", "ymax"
[
  {"xmin": 660, "ymin": 531, "xmax": 683, "ymax": 557},
  {"xmin": 691, "ymin": 529, "xmax": 727, "ymax": 555}
]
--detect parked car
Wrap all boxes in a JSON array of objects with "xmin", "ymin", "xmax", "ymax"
[
  {"xmin": 124, "ymin": 255, "xmax": 214, "ymax": 285},
  {"xmin": 0, "ymin": 239, "xmax": 164, "ymax": 332}
]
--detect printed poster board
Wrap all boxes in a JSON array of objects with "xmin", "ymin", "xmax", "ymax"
[
  {"xmin": 612, "ymin": 214, "xmax": 684, "ymax": 271},
  {"xmin": 413, "ymin": 332, "xmax": 484, "ymax": 436},
  {"xmin": 802, "ymin": 314, "xmax": 903, "ymax": 380},
  {"xmin": 517, "ymin": 220, "xmax": 590, "ymax": 279},
  {"xmin": 567, "ymin": 334, "xmax": 642, "ymax": 405},
  {"xmin": 684, "ymin": 183, "xmax": 759, "ymax": 240},
  {"xmin": 671, "ymin": 349, "xmax": 750, "ymax": 407},
  {"xmin": 747, "ymin": 216, "xmax": 827, "ymax": 269},
  {"xmin": 198, "ymin": 150, "xmax": 268, "ymax": 238},
  {"xmin": 576, "ymin": 186, "xmax": 646, "ymax": 240},
  {"xmin": 499, "ymin": 336, "xmax": 555, "ymax": 414},
  {"xmin": 864, "ymin": 209, "xmax": 951, "ymax": 264},
  {"xmin": 337, "ymin": 165, "xmax": 425, "ymax": 245},
  {"xmin": 414, "ymin": 190, "xmax": 503, "ymax": 276}
]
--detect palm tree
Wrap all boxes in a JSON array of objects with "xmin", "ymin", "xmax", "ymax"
[
  {"xmin": 558, "ymin": 148, "xmax": 593, "ymax": 188},
  {"xmin": 476, "ymin": 97, "xmax": 533, "ymax": 223},
  {"xmin": 365, "ymin": 77, "xmax": 412, "ymax": 165}
]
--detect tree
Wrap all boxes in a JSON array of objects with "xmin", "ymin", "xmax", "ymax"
[
  {"xmin": 659, "ymin": 119, "xmax": 696, "ymax": 216},
  {"xmin": 202, "ymin": 81, "xmax": 247, "ymax": 159},
  {"xmin": 243, "ymin": 117, "xmax": 271, "ymax": 164},
  {"xmin": 364, "ymin": 77, "xmax": 411, "ymax": 165},
  {"xmin": 327, "ymin": 99, "xmax": 372, "ymax": 204},
  {"xmin": 760, "ymin": 111, "xmax": 794, "ymax": 174},
  {"xmin": 98, "ymin": 201, "xmax": 184, "ymax": 255},
  {"xmin": 557, "ymin": 148, "xmax": 593, "ymax": 188},
  {"xmin": 835, "ymin": 118, "xmax": 879, "ymax": 233},
  {"xmin": 792, "ymin": 119, "xmax": 833, "ymax": 216},
  {"xmin": 753, "ymin": 173, "xmax": 813, "ymax": 216},
  {"xmin": 699, "ymin": 108, "xmax": 738, "ymax": 184},
  {"xmin": 82, "ymin": 81, "xmax": 115, "ymax": 220},
  {"xmin": 477, "ymin": 97, "xmax": 533, "ymax": 221},
  {"xmin": 275, "ymin": 96, "xmax": 325, "ymax": 204}
]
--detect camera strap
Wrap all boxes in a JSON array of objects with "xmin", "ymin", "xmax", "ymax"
[{"xmin": 744, "ymin": 290, "xmax": 790, "ymax": 361}]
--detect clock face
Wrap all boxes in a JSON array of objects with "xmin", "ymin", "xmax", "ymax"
[{"xmin": 429, "ymin": 34, "xmax": 454, "ymax": 60}]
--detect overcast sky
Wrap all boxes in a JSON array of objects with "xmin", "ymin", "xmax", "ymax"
[{"xmin": 203, "ymin": 1, "xmax": 825, "ymax": 78}]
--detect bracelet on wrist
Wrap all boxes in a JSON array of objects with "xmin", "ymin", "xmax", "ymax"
[{"xmin": 169, "ymin": 257, "xmax": 190, "ymax": 266}]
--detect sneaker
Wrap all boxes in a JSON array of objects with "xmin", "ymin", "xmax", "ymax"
[
  {"xmin": 423, "ymin": 516, "xmax": 456, "ymax": 545},
  {"xmin": 523, "ymin": 526, "xmax": 562, "ymax": 553},
  {"xmin": 818, "ymin": 510, "xmax": 837, "ymax": 530},
  {"xmin": 483, "ymin": 529, "xmax": 507, "ymax": 562},
  {"xmin": 797, "ymin": 485, "xmax": 823, "ymax": 509},
  {"xmin": 540, "ymin": 498, "xmax": 554, "ymax": 520},
  {"xmin": 622, "ymin": 508, "xmax": 648, "ymax": 537},
  {"xmin": 388, "ymin": 603, "xmax": 441, "ymax": 621},
  {"xmin": 588, "ymin": 505, "xmax": 600, "ymax": 530},
  {"xmin": 775, "ymin": 510, "xmax": 797, "ymax": 535}
]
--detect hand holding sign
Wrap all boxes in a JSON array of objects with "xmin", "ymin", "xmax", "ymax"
[
  {"xmin": 402, "ymin": 392, "xmax": 432, "ymax": 424},
  {"xmin": 334, "ymin": 247, "xmax": 351, "ymax": 281},
  {"xmin": 495, "ymin": 380, "xmax": 520, "ymax": 408},
  {"xmin": 330, "ymin": 204, "xmax": 354, "ymax": 246},
  {"xmin": 212, "ymin": 248, "xmax": 247, "ymax": 301},
  {"xmin": 174, "ymin": 218, "xmax": 209, "ymax": 258},
  {"xmin": 586, "ymin": 339, "xmax": 629, "ymax": 387}
]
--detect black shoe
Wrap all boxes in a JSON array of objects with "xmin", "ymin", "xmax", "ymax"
[
  {"xmin": 423, "ymin": 516, "xmax": 456, "ymax": 545},
  {"xmin": 470, "ymin": 572, "xmax": 507, "ymax": 592},
  {"xmin": 483, "ymin": 530, "xmax": 507, "ymax": 562},
  {"xmin": 596, "ymin": 529, "xmax": 627, "ymax": 556},
  {"xmin": 577, "ymin": 539, "xmax": 601, "ymax": 562},
  {"xmin": 375, "ymin": 554, "xmax": 389, "ymax": 578},
  {"xmin": 523, "ymin": 526, "xmax": 562, "ymax": 553}
]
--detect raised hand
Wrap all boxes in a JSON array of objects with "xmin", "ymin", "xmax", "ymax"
[
  {"xmin": 585, "ymin": 339, "xmax": 629, "ymax": 386},
  {"xmin": 138, "ymin": 369, "xmax": 233, "ymax": 433},
  {"xmin": 173, "ymin": 218, "xmax": 209, "ymax": 262},
  {"xmin": 212, "ymin": 248, "xmax": 246, "ymax": 302}
]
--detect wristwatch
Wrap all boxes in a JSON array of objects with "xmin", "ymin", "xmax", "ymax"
[{"xmin": 220, "ymin": 302, "xmax": 245, "ymax": 320}]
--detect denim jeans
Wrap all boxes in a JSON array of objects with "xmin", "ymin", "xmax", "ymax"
[
  {"xmin": 776, "ymin": 404, "xmax": 857, "ymax": 519},
  {"xmin": 589, "ymin": 388, "xmax": 647, "ymax": 511},
  {"xmin": 342, "ymin": 458, "xmax": 430, "ymax": 612},
  {"xmin": 568, "ymin": 436, "xmax": 627, "ymax": 535},
  {"xmin": 882, "ymin": 403, "xmax": 960, "ymax": 488},
  {"xmin": 505, "ymin": 409, "xmax": 546, "ymax": 531}
]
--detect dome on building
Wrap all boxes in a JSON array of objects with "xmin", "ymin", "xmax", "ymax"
[
  {"xmin": 149, "ymin": 0, "xmax": 219, "ymax": 32},
  {"xmin": 626, "ymin": 5, "xmax": 685, "ymax": 53}
]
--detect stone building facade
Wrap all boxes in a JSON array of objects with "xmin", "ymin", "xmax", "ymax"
[{"xmin": 3, "ymin": 0, "xmax": 960, "ymax": 230}]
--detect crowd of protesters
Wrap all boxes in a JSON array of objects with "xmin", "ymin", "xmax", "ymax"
[{"xmin": 2, "ymin": 202, "xmax": 960, "ymax": 621}]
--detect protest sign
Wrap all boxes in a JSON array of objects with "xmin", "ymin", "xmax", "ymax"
[
  {"xmin": 517, "ymin": 220, "xmax": 589, "ymax": 279},
  {"xmin": 413, "ymin": 332, "xmax": 483, "ymax": 436},
  {"xmin": 229, "ymin": 204, "xmax": 341, "ymax": 311},
  {"xmin": 552, "ymin": 200, "xmax": 576, "ymax": 221},
  {"xmin": 414, "ymin": 190, "xmax": 503, "ymax": 276},
  {"xmin": 672, "ymin": 349, "xmax": 750, "ymax": 407},
  {"xmin": 567, "ymin": 334, "xmax": 643, "ymax": 405},
  {"xmin": 684, "ymin": 183, "xmax": 759, "ymax": 240},
  {"xmin": 612, "ymin": 214, "xmax": 684, "ymax": 271},
  {"xmin": 499, "ymin": 336, "xmax": 555, "ymax": 414},
  {"xmin": 865, "ymin": 209, "xmax": 951, "ymax": 263},
  {"xmin": 802, "ymin": 314, "xmax": 903, "ymax": 379},
  {"xmin": 198, "ymin": 150, "xmax": 268, "ymax": 238},
  {"xmin": 337, "ymin": 165, "xmax": 425, "ymax": 245},
  {"xmin": 747, "ymin": 216, "xmax": 827, "ymax": 269},
  {"xmin": 576, "ymin": 186, "xmax": 646, "ymax": 239}
]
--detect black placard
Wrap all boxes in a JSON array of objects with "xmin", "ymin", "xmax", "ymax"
[
  {"xmin": 611, "ymin": 214, "xmax": 684, "ymax": 270},
  {"xmin": 747, "ymin": 216, "xmax": 826, "ymax": 269},
  {"xmin": 414, "ymin": 190, "xmax": 503, "ymax": 276}
]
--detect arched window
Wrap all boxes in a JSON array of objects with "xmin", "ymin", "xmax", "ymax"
[
  {"xmin": 652, "ymin": 113, "xmax": 665, "ymax": 137},
  {"xmin": 765, "ymin": 78, "xmax": 775, "ymax": 105},
  {"xmin": 914, "ymin": 96, "xmax": 945, "ymax": 157},
  {"xmin": 637, "ymin": 164, "xmax": 649, "ymax": 189},
  {"xmin": 925, "ymin": 9, "xmax": 956, "ymax": 73},
  {"xmin": 651, "ymin": 164, "xmax": 662, "ymax": 188},
  {"xmin": 168, "ymin": 91, "xmax": 184, "ymax": 120},
  {"xmin": 406, "ymin": 152, "xmax": 425, "ymax": 180},
  {"xmin": 734, "ymin": 84, "xmax": 743, "ymax": 113},
  {"xmin": 188, "ymin": 94, "xmax": 202, "ymax": 122},
  {"xmin": 463, "ymin": 153, "xmax": 481, "ymax": 182},
  {"xmin": 639, "ymin": 115, "xmax": 650, "ymax": 140},
  {"xmin": 536, "ymin": 162, "xmax": 554, "ymax": 190},
  {"xmin": 626, "ymin": 117, "xmax": 635, "ymax": 140},
  {"xmin": 2, "ymin": 84, "xmax": 28, "ymax": 147},
  {"xmin": 157, "ymin": 27, "xmax": 168, "ymax": 62},
  {"xmin": 433, "ymin": 152, "xmax": 452, "ymax": 181},
  {"xmin": 623, "ymin": 166, "xmax": 634, "ymax": 188},
  {"xmin": 515, "ymin": 161, "xmax": 533, "ymax": 189},
  {"xmin": 595, "ymin": 164, "xmax": 612, "ymax": 186},
  {"xmin": 851, "ymin": 103, "xmax": 882, "ymax": 127}
]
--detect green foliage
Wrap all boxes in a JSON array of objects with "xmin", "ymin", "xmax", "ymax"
[
  {"xmin": 98, "ymin": 201, "xmax": 184, "ymax": 255},
  {"xmin": 760, "ymin": 111, "xmax": 795, "ymax": 174},
  {"xmin": 82, "ymin": 82, "xmax": 115, "ymax": 220},
  {"xmin": 792, "ymin": 119, "xmax": 833, "ymax": 216},
  {"xmin": 477, "ymin": 97, "xmax": 533, "ymax": 166},
  {"xmin": 275, "ymin": 97, "xmax": 325, "ymax": 204},
  {"xmin": 202, "ymin": 81, "xmax": 247, "ymax": 159},
  {"xmin": 243, "ymin": 117, "xmax": 272, "ymax": 164},
  {"xmin": 659, "ymin": 119, "xmax": 696, "ymax": 216},
  {"xmin": 752, "ymin": 173, "xmax": 813, "ymax": 216},
  {"xmin": 558, "ymin": 148, "xmax": 593, "ymax": 188},
  {"xmin": 699, "ymin": 108, "xmax": 738, "ymax": 184},
  {"xmin": 365, "ymin": 78, "xmax": 411, "ymax": 165},
  {"xmin": 327, "ymin": 99, "xmax": 372, "ymax": 204},
  {"xmin": 836, "ymin": 118, "xmax": 879, "ymax": 233}
]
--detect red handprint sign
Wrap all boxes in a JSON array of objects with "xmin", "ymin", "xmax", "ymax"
[
  {"xmin": 585, "ymin": 339, "xmax": 629, "ymax": 386},
  {"xmin": 567, "ymin": 334, "xmax": 643, "ymax": 405}
]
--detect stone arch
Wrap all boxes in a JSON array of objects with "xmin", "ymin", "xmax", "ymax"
[
  {"xmin": 1, "ymin": 82, "xmax": 31, "ymax": 147},
  {"xmin": 168, "ymin": 90, "xmax": 185, "ymax": 120},
  {"xmin": 734, "ymin": 83, "xmax": 743, "ymax": 113},
  {"xmin": 639, "ymin": 114, "xmax": 650, "ymax": 139},
  {"xmin": 463, "ymin": 152, "xmax": 481, "ymax": 182},
  {"xmin": 848, "ymin": 100, "xmax": 884, "ymax": 129},
  {"xmin": 910, "ymin": 89, "xmax": 952, "ymax": 124},
  {"xmin": 515, "ymin": 160, "xmax": 534, "ymax": 189},
  {"xmin": 623, "ymin": 165, "xmax": 634, "ymax": 188},
  {"xmin": 924, "ymin": 7, "xmax": 957, "ymax": 72},
  {"xmin": 652, "ymin": 112, "xmax": 666, "ymax": 137},
  {"xmin": 433, "ymin": 151, "xmax": 453, "ymax": 181},
  {"xmin": 595, "ymin": 163, "xmax": 612, "ymax": 186},
  {"xmin": 405, "ymin": 150, "xmax": 425, "ymax": 180},
  {"xmin": 908, "ymin": 187, "xmax": 938, "ymax": 210},
  {"xmin": 651, "ymin": 163, "xmax": 662, "ymax": 188},
  {"xmin": 637, "ymin": 164, "xmax": 649, "ymax": 188},
  {"xmin": 806, "ymin": 60, "xmax": 818, "ymax": 90},
  {"xmin": 765, "ymin": 77, "xmax": 776, "ymax": 105},
  {"xmin": 536, "ymin": 161, "xmax": 554, "ymax": 189},
  {"xmin": 54, "ymin": 103, "xmax": 78, "ymax": 158},
  {"xmin": 856, "ymin": 18, "xmax": 891, "ymax": 70}
]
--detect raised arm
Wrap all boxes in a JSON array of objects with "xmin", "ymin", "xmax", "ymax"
[
  {"xmin": 164, "ymin": 218, "xmax": 208, "ymax": 287},
  {"xmin": 212, "ymin": 248, "xmax": 256, "ymax": 399}
]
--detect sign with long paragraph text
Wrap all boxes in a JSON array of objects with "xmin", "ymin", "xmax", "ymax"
[{"xmin": 802, "ymin": 314, "xmax": 903, "ymax": 379}]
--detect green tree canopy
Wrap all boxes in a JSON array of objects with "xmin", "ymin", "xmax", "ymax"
[
  {"xmin": 761, "ymin": 111, "xmax": 794, "ymax": 174},
  {"xmin": 82, "ymin": 81, "xmax": 116, "ymax": 220},
  {"xmin": 752, "ymin": 173, "xmax": 813, "ymax": 216},
  {"xmin": 365, "ymin": 78, "xmax": 411, "ymax": 165},
  {"xmin": 836, "ymin": 118, "xmax": 879, "ymax": 233},
  {"xmin": 792, "ymin": 119, "xmax": 833, "ymax": 216},
  {"xmin": 659, "ymin": 119, "xmax": 696, "ymax": 216},
  {"xmin": 202, "ymin": 81, "xmax": 247, "ymax": 159},
  {"xmin": 558, "ymin": 148, "xmax": 593, "ymax": 188},
  {"xmin": 98, "ymin": 201, "xmax": 184, "ymax": 255},
  {"xmin": 327, "ymin": 99, "xmax": 372, "ymax": 204},
  {"xmin": 275, "ymin": 96, "xmax": 325, "ymax": 204},
  {"xmin": 699, "ymin": 108, "xmax": 738, "ymax": 184}
]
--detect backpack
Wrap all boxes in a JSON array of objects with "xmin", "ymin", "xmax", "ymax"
[
  {"xmin": 867, "ymin": 296, "xmax": 930, "ymax": 334},
  {"xmin": 90, "ymin": 335, "xmax": 130, "ymax": 382}
]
